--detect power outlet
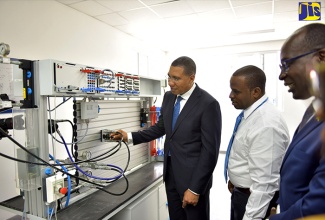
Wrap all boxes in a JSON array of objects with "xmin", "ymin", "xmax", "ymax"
[{"xmin": 45, "ymin": 174, "xmax": 67, "ymax": 203}]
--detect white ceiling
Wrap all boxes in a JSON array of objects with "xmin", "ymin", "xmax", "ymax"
[{"xmin": 56, "ymin": 0, "xmax": 324, "ymax": 51}]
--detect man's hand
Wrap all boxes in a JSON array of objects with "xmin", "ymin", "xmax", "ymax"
[
  {"xmin": 269, "ymin": 207, "xmax": 277, "ymax": 216},
  {"xmin": 228, "ymin": 180, "xmax": 234, "ymax": 194},
  {"xmin": 265, "ymin": 207, "xmax": 277, "ymax": 220},
  {"xmin": 182, "ymin": 189, "xmax": 199, "ymax": 208},
  {"xmin": 110, "ymin": 129, "xmax": 128, "ymax": 142}
]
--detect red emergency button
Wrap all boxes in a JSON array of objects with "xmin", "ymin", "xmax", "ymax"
[{"xmin": 59, "ymin": 187, "xmax": 68, "ymax": 195}]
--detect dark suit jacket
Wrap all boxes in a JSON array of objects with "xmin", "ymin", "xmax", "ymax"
[
  {"xmin": 132, "ymin": 84, "xmax": 222, "ymax": 196},
  {"xmin": 270, "ymin": 116, "xmax": 325, "ymax": 220}
]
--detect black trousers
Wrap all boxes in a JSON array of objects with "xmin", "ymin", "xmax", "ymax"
[
  {"xmin": 165, "ymin": 157, "xmax": 210, "ymax": 220},
  {"xmin": 231, "ymin": 187, "xmax": 279, "ymax": 220}
]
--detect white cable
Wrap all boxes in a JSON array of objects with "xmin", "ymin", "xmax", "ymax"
[
  {"xmin": 48, "ymin": 96, "xmax": 57, "ymax": 150},
  {"xmin": 21, "ymin": 196, "xmax": 27, "ymax": 220},
  {"xmin": 54, "ymin": 199, "xmax": 58, "ymax": 220},
  {"xmin": 50, "ymin": 122, "xmax": 89, "ymax": 145}
]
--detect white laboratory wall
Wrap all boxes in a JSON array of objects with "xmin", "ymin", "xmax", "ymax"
[
  {"xmin": 0, "ymin": 1, "xmax": 167, "ymax": 76},
  {"xmin": 167, "ymin": 41, "xmax": 310, "ymax": 151}
]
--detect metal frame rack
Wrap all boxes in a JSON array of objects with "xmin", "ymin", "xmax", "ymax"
[{"xmin": 0, "ymin": 58, "xmax": 164, "ymax": 219}]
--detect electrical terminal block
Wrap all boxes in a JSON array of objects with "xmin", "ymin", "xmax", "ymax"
[
  {"xmin": 101, "ymin": 129, "xmax": 115, "ymax": 142},
  {"xmin": 80, "ymin": 101, "xmax": 98, "ymax": 119}
]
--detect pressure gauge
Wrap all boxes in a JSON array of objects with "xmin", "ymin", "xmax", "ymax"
[{"xmin": 0, "ymin": 43, "xmax": 10, "ymax": 57}]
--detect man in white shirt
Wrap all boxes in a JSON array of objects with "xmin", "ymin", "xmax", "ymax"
[{"xmin": 225, "ymin": 65, "xmax": 290, "ymax": 220}]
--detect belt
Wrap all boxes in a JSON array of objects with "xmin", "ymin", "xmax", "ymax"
[{"xmin": 236, "ymin": 187, "xmax": 250, "ymax": 195}]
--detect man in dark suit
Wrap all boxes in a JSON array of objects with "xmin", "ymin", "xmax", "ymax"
[
  {"xmin": 314, "ymin": 63, "xmax": 325, "ymax": 153},
  {"xmin": 269, "ymin": 23, "xmax": 325, "ymax": 219},
  {"xmin": 111, "ymin": 56, "xmax": 222, "ymax": 220}
]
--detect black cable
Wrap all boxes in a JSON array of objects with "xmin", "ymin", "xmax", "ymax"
[
  {"xmin": 86, "ymin": 131, "xmax": 128, "ymax": 163},
  {"xmin": 45, "ymin": 139, "xmax": 123, "ymax": 166},
  {"xmin": 0, "ymin": 151, "xmax": 53, "ymax": 166},
  {"xmin": 1, "ymin": 120, "xmax": 124, "ymax": 166},
  {"xmin": 0, "ymin": 146, "xmax": 126, "ymax": 192},
  {"xmin": 48, "ymin": 130, "xmax": 124, "ymax": 165},
  {"xmin": 47, "ymin": 97, "xmax": 72, "ymax": 112},
  {"xmin": 96, "ymin": 140, "xmax": 130, "ymax": 195},
  {"xmin": 122, "ymin": 140, "xmax": 131, "ymax": 173},
  {"xmin": 72, "ymin": 99, "xmax": 77, "ymax": 162},
  {"xmin": 0, "ymin": 140, "xmax": 124, "ymax": 167},
  {"xmin": 46, "ymin": 141, "xmax": 122, "ymax": 166},
  {"xmin": 57, "ymin": 129, "xmax": 130, "ymax": 194},
  {"xmin": 0, "ymin": 149, "xmax": 82, "ymax": 167},
  {"xmin": 96, "ymin": 172, "xmax": 129, "ymax": 196},
  {"xmin": 57, "ymin": 199, "xmax": 62, "ymax": 211},
  {"xmin": 0, "ymin": 142, "xmax": 121, "ymax": 166},
  {"xmin": 0, "ymin": 127, "xmax": 129, "ymax": 193},
  {"xmin": 86, "ymin": 141, "xmax": 122, "ymax": 163},
  {"xmin": 49, "ymin": 119, "xmax": 74, "ymax": 145}
]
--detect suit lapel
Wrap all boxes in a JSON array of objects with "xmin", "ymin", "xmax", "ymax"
[
  {"xmin": 281, "ymin": 118, "xmax": 323, "ymax": 166},
  {"xmin": 171, "ymin": 86, "xmax": 201, "ymax": 135},
  {"xmin": 166, "ymin": 94, "xmax": 177, "ymax": 132}
]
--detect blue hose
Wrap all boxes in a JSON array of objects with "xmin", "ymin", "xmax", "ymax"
[{"xmin": 59, "ymin": 132, "xmax": 124, "ymax": 181}]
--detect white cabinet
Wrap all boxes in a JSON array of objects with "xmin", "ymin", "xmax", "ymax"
[
  {"xmin": 158, "ymin": 184, "xmax": 169, "ymax": 220},
  {"xmin": 110, "ymin": 182, "xmax": 169, "ymax": 220}
]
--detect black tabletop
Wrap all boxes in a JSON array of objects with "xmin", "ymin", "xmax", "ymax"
[
  {"xmin": 0, "ymin": 162, "xmax": 164, "ymax": 220},
  {"xmin": 56, "ymin": 161, "xmax": 164, "ymax": 220}
]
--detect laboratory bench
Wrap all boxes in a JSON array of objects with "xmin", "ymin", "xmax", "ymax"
[{"xmin": 0, "ymin": 161, "xmax": 168, "ymax": 220}]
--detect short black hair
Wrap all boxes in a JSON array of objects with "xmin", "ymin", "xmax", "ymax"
[
  {"xmin": 171, "ymin": 56, "xmax": 196, "ymax": 76},
  {"xmin": 233, "ymin": 65, "xmax": 266, "ymax": 94},
  {"xmin": 296, "ymin": 23, "xmax": 325, "ymax": 51}
]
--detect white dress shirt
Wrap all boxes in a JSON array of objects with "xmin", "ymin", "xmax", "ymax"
[{"xmin": 228, "ymin": 95, "xmax": 290, "ymax": 220}]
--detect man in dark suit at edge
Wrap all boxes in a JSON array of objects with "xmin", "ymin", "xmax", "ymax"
[
  {"xmin": 111, "ymin": 56, "xmax": 222, "ymax": 220},
  {"xmin": 269, "ymin": 22, "xmax": 325, "ymax": 220}
]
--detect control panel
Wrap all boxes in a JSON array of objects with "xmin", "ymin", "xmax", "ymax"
[{"xmin": 37, "ymin": 60, "xmax": 140, "ymax": 96}]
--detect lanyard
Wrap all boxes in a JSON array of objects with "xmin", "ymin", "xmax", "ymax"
[{"xmin": 244, "ymin": 97, "xmax": 269, "ymax": 119}]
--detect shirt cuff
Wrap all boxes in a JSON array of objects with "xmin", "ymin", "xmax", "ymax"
[
  {"xmin": 127, "ymin": 132, "xmax": 133, "ymax": 144},
  {"xmin": 188, "ymin": 189, "xmax": 199, "ymax": 196},
  {"xmin": 243, "ymin": 213, "xmax": 263, "ymax": 220}
]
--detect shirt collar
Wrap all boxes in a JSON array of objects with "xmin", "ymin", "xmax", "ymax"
[
  {"xmin": 243, "ymin": 94, "xmax": 268, "ymax": 119},
  {"xmin": 179, "ymin": 83, "xmax": 196, "ymax": 100}
]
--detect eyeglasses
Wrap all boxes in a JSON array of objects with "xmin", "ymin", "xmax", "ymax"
[
  {"xmin": 279, "ymin": 49, "xmax": 320, "ymax": 73},
  {"xmin": 166, "ymin": 75, "xmax": 181, "ymax": 82}
]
